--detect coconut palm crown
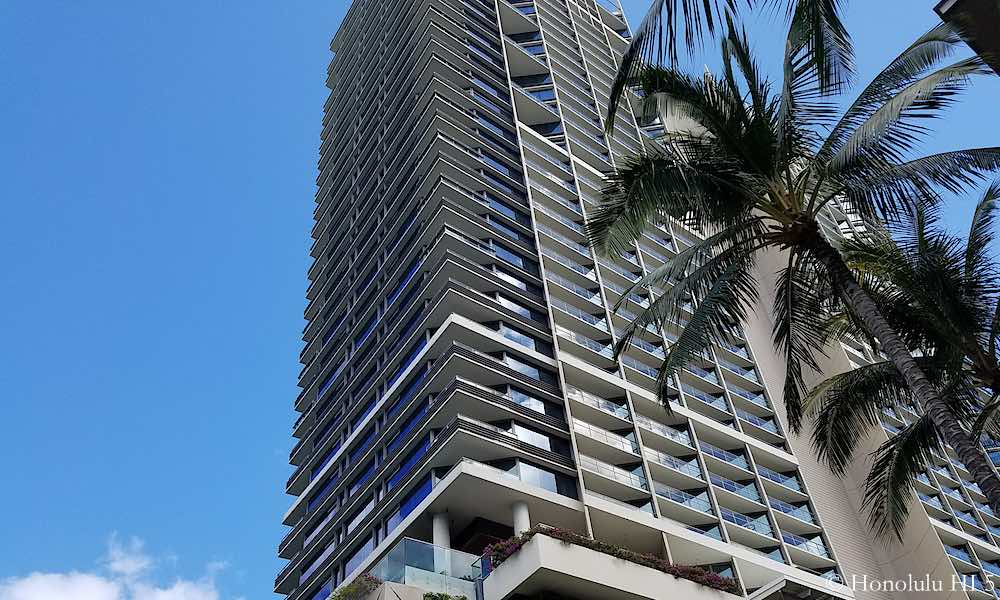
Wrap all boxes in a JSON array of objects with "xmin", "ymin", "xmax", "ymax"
[
  {"xmin": 806, "ymin": 184, "xmax": 1000, "ymax": 538},
  {"xmin": 607, "ymin": 0, "xmax": 854, "ymax": 132},
  {"xmin": 586, "ymin": 18, "xmax": 1000, "ymax": 515}
]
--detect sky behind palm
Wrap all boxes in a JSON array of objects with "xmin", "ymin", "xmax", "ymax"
[{"xmin": 1, "ymin": 2, "xmax": 998, "ymax": 599}]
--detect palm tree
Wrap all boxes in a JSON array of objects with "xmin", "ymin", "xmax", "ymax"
[
  {"xmin": 585, "ymin": 18, "xmax": 1000, "ymax": 514},
  {"xmin": 608, "ymin": 0, "xmax": 854, "ymax": 130},
  {"xmin": 806, "ymin": 184, "xmax": 1000, "ymax": 538}
]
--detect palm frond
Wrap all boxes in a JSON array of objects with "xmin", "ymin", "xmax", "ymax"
[
  {"xmin": 830, "ymin": 57, "xmax": 992, "ymax": 180},
  {"xmin": 606, "ymin": 0, "xmax": 744, "ymax": 132},
  {"xmin": 611, "ymin": 221, "xmax": 768, "ymax": 385},
  {"xmin": 783, "ymin": 0, "xmax": 854, "ymax": 95},
  {"xmin": 807, "ymin": 361, "xmax": 910, "ymax": 475},
  {"xmin": 588, "ymin": 134, "xmax": 752, "ymax": 256},
  {"xmin": 653, "ymin": 251, "xmax": 760, "ymax": 400},
  {"xmin": 841, "ymin": 147, "xmax": 1000, "ymax": 216},
  {"xmin": 774, "ymin": 248, "xmax": 837, "ymax": 432},
  {"xmin": 863, "ymin": 415, "xmax": 943, "ymax": 540},
  {"xmin": 818, "ymin": 22, "xmax": 964, "ymax": 162},
  {"xmin": 965, "ymin": 181, "xmax": 1000, "ymax": 279}
]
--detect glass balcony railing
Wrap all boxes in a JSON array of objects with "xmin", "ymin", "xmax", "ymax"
[
  {"xmin": 946, "ymin": 545, "xmax": 974, "ymax": 563},
  {"xmin": 550, "ymin": 298, "xmax": 608, "ymax": 332},
  {"xmin": 680, "ymin": 385, "xmax": 728, "ymax": 411},
  {"xmin": 546, "ymin": 273, "xmax": 602, "ymax": 305},
  {"xmin": 624, "ymin": 335, "xmax": 665, "ymax": 359},
  {"xmin": 981, "ymin": 560, "xmax": 1000, "ymax": 577},
  {"xmin": 722, "ymin": 508, "xmax": 774, "ymax": 537},
  {"xmin": 769, "ymin": 498, "xmax": 816, "ymax": 524},
  {"xmin": 530, "ymin": 183, "xmax": 582, "ymax": 215},
  {"xmin": 710, "ymin": 473, "xmax": 761, "ymax": 502},
  {"xmin": 541, "ymin": 247, "xmax": 596, "ymax": 279},
  {"xmin": 368, "ymin": 538, "xmax": 479, "ymax": 598},
  {"xmin": 919, "ymin": 493, "xmax": 945, "ymax": 510},
  {"xmin": 566, "ymin": 385, "xmax": 629, "ymax": 420},
  {"xmin": 718, "ymin": 359, "xmax": 759, "ymax": 382},
  {"xmin": 537, "ymin": 224, "xmax": 590, "ymax": 258},
  {"xmin": 685, "ymin": 365, "xmax": 720, "ymax": 385},
  {"xmin": 782, "ymin": 532, "xmax": 830, "ymax": 558},
  {"xmin": 533, "ymin": 203, "xmax": 583, "ymax": 235},
  {"xmin": 931, "ymin": 465, "xmax": 956, "ymax": 480},
  {"xmin": 654, "ymin": 481, "xmax": 713, "ymax": 513},
  {"xmin": 634, "ymin": 414, "xmax": 692, "ymax": 447},
  {"xmin": 644, "ymin": 447, "xmax": 703, "ymax": 480},
  {"xmin": 699, "ymin": 441, "xmax": 750, "ymax": 470},
  {"xmin": 956, "ymin": 511, "xmax": 981, "ymax": 527},
  {"xmin": 943, "ymin": 487, "xmax": 966, "ymax": 502},
  {"xmin": 726, "ymin": 384, "xmax": 769, "ymax": 408},
  {"xmin": 719, "ymin": 343, "xmax": 750, "ymax": 360},
  {"xmin": 737, "ymin": 409, "xmax": 779, "ymax": 434},
  {"xmin": 598, "ymin": 258, "xmax": 640, "ymax": 282},
  {"xmin": 757, "ymin": 466, "xmax": 803, "ymax": 492},
  {"xmin": 621, "ymin": 355, "xmax": 659, "ymax": 379},
  {"xmin": 574, "ymin": 420, "xmax": 638, "ymax": 454},
  {"xmin": 556, "ymin": 325, "xmax": 613, "ymax": 359},
  {"xmin": 579, "ymin": 454, "xmax": 648, "ymax": 490}
]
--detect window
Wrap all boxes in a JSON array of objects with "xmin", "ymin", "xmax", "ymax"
[
  {"xmin": 308, "ymin": 473, "xmax": 340, "ymax": 512},
  {"xmin": 493, "ymin": 266, "xmax": 542, "ymax": 296},
  {"xmin": 351, "ymin": 398, "xmax": 376, "ymax": 430},
  {"xmin": 503, "ymin": 354, "xmax": 556, "ymax": 384},
  {"xmin": 311, "ymin": 444, "xmax": 339, "ymax": 481},
  {"xmin": 493, "ymin": 243, "xmax": 538, "ymax": 275},
  {"xmin": 346, "ymin": 496, "xmax": 375, "ymax": 534},
  {"xmin": 344, "ymin": 535, "xmax": 374, "ymax": 577},
  {"xmin": 354, "ymin": 314, "xmax": 377, "ymax": 349},
  {"xmin": 497, "ymin": 294, "xmax": 544, "ymax": 322},
  {"xmin": 480, "ymin": 151, "xmax": 521, "ymax": 180},
  {"xmin": 476, "ymin": 115, "xmax": 517, "ymax": 143},
  {"xmin": 513, "ymin": 73, "xmax": 552, "ymax": 86},
  {"xmin": 349, "ymin": 461, "xmax": 376, "ymax": 497},
  {"xmin": 348, "ymin": 427, "xmax": 377, "ymax": 463},
  {"xmin": 472, "ymin": 75, "xmax": 506, "ymax": 101},
  {"xmin": 531, "ymin": 121, "xmax": 563, "ymax": 136},
  {"xmin": 387, "ymin": 400, "xmax": 429, "ymax": 454},
  {"xmin": 486, "ymin": 215, "xmax": 529, "ymax": 243},
  {"xmin": 388, "ymin": 435, "xmax": 430, "ymax": 490},
  {"xmin": 528, "ymin": 88, "xmax": 557, "ymax": 102},
  {"xmin": 308, "ymin": 583, "xmax": 331, "ymax": 600},
  {"xmin": 387, "ymin": 474, "xmax": 432, "ymax": 533},
  {"xmin": 521, "ymin": 42, "xmax": 545, "ymax": 56},
  {"xmin": 509, "ymin": 30, "xmax": 542, "ymax": 43},
  {"xmin": 510, "ymin": 422, "xmax": 571, "ymax": 456},
  {"xmin": 508, "ymin": 386, "xmax": 563, "ymax": 418},
  {"xmin": 518, "ymin": 460, "xmax": 577, "ymax": 499},
  {"xmin": 499, "ymin": 322, "xmax": 538, "ymax": 351},
  {"xmin": 485, "ymin": 193, "xmax": 528, "ymax": 224}
]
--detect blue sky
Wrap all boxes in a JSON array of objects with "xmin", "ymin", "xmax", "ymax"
[{"xmin": 0, "ymin": 2, "xmax": 997, "ymax": 600}]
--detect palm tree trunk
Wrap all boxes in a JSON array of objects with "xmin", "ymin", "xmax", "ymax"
[{"xmin": 807, "ymin": 234, "xmax": 1000, "ymax": 515}]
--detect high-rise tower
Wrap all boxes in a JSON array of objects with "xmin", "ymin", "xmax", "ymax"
[{"xmin": 275, "ymin": 2, "xmax": 893, "ymax": 599}]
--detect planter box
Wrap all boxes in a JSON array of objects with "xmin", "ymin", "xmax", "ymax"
[{"xmin": 484, "ymin": 534, "xmax": 738, "ymax": 600}]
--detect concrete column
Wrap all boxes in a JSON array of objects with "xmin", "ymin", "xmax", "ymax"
[
  {"xmin": 512, "ymin": 501, "xmax": 531, "ymax": 534},
  {"xmin": 432, "ymin": 512, "xmax": 451, "ymax": 548}
]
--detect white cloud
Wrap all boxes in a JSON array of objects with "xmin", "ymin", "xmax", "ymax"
[
  {"xmin": 105, "ymin": 535, "xmax": 154, "ymax": 580},
  {"xmin": 0, "ymin": 572, "xmax": 121, "ymax": 600},
  {"xmin": 0, "ymin": 536, "xmax": 227, "ymax": 600}
]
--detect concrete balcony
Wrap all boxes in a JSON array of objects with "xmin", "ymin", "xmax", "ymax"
[{"xmin": 483, "ymin": 533, "xmax": 737, "ymax": 600}]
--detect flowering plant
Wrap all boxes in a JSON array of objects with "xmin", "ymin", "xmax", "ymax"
[
  {"xmin": 487, "ymin": 526, "xmax": 738, "ymax": 595},
  {"xmin": 330, "ymin": 574, "xmax": 383, "ymax": 600}
]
